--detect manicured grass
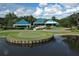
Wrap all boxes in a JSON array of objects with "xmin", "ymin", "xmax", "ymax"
[
  {"xmin": 51, "ymin": 26, "xmax": 65, "ymax": 29},
  {"xmin": 0, "ymin": 30, "xmax": 53, "ymax": 41},
  {"xmin": 0, "ymin": 28, "xmax": 79, "ymax": 41},
  {"xmin": 71, "ymin": 29, "xmax": 79, "ymax": 32}
]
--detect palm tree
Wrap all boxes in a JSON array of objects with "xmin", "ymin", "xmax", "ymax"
[
  {"xmin": 4, "ymin": 13, "xmax": 17, "ymax": 28},
  {"xmin": 27, "ymin": 15, "xmax": 36, "ymax": 26}
]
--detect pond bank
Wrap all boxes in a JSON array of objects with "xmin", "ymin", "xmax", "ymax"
[{"xmin": 5, "ymin": 36, "xmax": 53, "ymax": 45}]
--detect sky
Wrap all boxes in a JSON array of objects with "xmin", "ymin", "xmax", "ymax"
[{"xmin": 0, "ymin": 3, "xmax": 79, "ymax": 19}]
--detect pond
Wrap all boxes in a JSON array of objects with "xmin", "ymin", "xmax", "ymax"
[{"xmin": 0, "ymin": 35, "xmax": 79, "ymax": 56}]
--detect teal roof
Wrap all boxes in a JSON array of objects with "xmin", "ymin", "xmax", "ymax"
[
  {"xmin": 15, "ymin": 19, "xmax": 30, "ymax": 25},
  {"xmin": 34, "ymin": 18, "xmax": 45, "ymax": 24}
]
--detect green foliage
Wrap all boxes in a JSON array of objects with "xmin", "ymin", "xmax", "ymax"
[
  {"xmin": 58, "ymin": 13, "xmax": 79, "ymax": 28},
  {"xmin": 0, "ymin": 13, "xmax": 37, "ymax": 29},
  {"xmin": 21, "ymin": 15, "xmax": 36, "ymax": 25},
  {"xmin": 1, "ymin": 12, "xmax": 79, "ymax": 30},
  {"xmin": 52, "ymin": 16, "xmax": 59, "ymax": 22},
  {"xmin": 15, "ymin": 15, "xmax": 37, "ymax": 28},
  {"xmin": 64, "ymin": 36, "xmax": 79, "ymax": 52},
  {"xmin": 3, "ymin": 13, "xmax": 17, "ymax": 29}
]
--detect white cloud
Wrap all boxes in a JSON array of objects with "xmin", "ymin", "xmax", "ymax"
[
  {"xmin": 56, "ymin": 13, "xmax": 72, "ymax": 19},
  {"xmin": 14, "ymin": 8, "xmax": 35, "ymax": 17},
  {"xmin": 44, "ymin": 6, "xmax": 60, "ymax": 14},
  {"xmin": 39, "ymin": 3, "xmax": 47, "ymax": 8},
  {"xmin": 33, "ymin": 3, "xmax": 61, "ymax": 18},
  {"xmin": 0, "ymin": 9, "xmax": 11, "ymax": 17},
  {"xmin": 63, "ymin": 3, "xmax": 79, "ymax": 9},
  {"xmin": 34, "ymin": 3, "xmax": 79, "ymax": 19},
  {"xmin": 33, "ymin": 7, "xmax": 43, "ymax": 17},
  {"xmin": 33, "ymin": 3, "xmax": 64, "ymax": 19},
  {"xmin": 65, "ymin": 8, "xmax": 77, "ymax": 14},
  {"xmin": 0, "ymin": 3, "xmax": 79, "ymax": 19}
]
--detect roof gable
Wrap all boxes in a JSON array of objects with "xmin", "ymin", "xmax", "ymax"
[
  {"xmin": 34, "ymin": 18, "xmax": 46, "ymax": 24},
  {"xmin": 15, "ymin": 19, "xmax": 30, "ymax": 24},
  {"xmin": 45, "ymin": 19, "xmax": 58, "ymax": 24}
]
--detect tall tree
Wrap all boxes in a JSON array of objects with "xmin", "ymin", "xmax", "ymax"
[
  {"xmin": 52, "ymin": 16, "xmax": 56, "ymax": 21},
  {"xmin": 0, "ymin": 18, "xmax": 4, "ymax": 28},
  {"xmin": 58, "ymin": 13, "xmax": 79, "ymax": 28},
  {"xmin": 71, "ymin": 13, "xmax": 79, "ymax": 29},
  {"xmin": 51, "ymin": 16, "xmax": 59, "ymax": 23},
  {"xmin": 27, "ymin": 15, "xmax": 36, "ymax": 26},
  {"xmin": 4, "ymin": 13, "xmax": 17, "ymax": 28}
]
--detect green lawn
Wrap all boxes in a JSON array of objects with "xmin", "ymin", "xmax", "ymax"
[
  {"xmin": 0, "ymin": 28, "xmax": 79, "ymax": 41},
  {"xmin": 0, "ymin": 30, "xmax": 53, "ymax": 41}
]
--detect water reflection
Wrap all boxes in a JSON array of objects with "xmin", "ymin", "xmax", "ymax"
[
  {"xmin": 4, "ymin": 49, "xmax": 8, "ymax": 56},
  {"xmin": 0, "ymin": 39, "xmax": 9, "ymax": 56},
  {"xmin": 0, "ymin": 35, "xmax": 79, "ymax": 56},
  {"xmin": 62, "ymin": 35, "xmax": 79, "ymax": 52},
  {"xmin": 6, "ymin": 38, "xmax": 55, "ymax": 48}
]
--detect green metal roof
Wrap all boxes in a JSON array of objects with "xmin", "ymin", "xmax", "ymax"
[
  {"xmin": 15, "ymin": 19, "xmax": 30, "ymax": 25},
  {"xmin": 34, "ymin": 18, "xmax": 45, "ymax": 24}
]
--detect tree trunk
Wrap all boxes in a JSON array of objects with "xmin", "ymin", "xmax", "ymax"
[
  {"xmin": 76, "ymin": 17, "xmax": 79, "ymax": 29},
  {"xmin": 77, "ymin": 23, "xmax": 79, "ymax": 29}
]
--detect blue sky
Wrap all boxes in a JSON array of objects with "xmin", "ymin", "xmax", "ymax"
[{"xmin": 0, "ymin": 3, "xmax": 79, "ymax": 19}]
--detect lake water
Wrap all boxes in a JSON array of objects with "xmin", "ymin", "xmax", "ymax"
[{"xmin": 0, "ymin": 35, "xmax": 79, "ymax": 56}]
